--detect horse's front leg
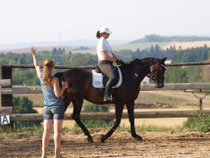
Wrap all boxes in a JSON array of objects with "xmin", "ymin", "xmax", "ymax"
[
  {"xmin": 101, "ymin": 103, "xmax": 124, "ymax": 142},
  {"xmin": 72, "ymin": 99, "xmax": 94, "ymax": 143},
  {"xmin": 126, "ymin": 100, "xmax": 142, "ymax": 140}
]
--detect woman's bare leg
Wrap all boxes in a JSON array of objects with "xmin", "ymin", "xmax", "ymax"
[
  {"xmin": 42, "ymin": 119, "xmax": 53, "ymax": 158},
  {"xmin": 54, "ymin": 119, "xmax": 63, "ymax": 157}
]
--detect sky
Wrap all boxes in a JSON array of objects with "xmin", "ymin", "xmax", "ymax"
[{"xmin": 0, "ymin": 0, "xmax": 210, "ymax": 44}]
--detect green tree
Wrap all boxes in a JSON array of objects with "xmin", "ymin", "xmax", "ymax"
[
  {"xmin": 65, "ymin": 54, "xmax": 97, "ymax": 66},
  {"xmin": 165, "ymin": 67, "xmax": 188, "ymax": 83}
]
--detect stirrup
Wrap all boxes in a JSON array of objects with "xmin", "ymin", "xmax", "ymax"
[{"xmin": 103, "ymin": 94, "xmax": 113, "ymax": 101}]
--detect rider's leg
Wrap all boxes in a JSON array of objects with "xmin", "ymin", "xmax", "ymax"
[
  {"xmin": 98, "ymin": 60, "xmax": 118, "ymax": 101},
  {"xmin": 104, "ymin": 76, "xmax": 117, "ymax": 100}
]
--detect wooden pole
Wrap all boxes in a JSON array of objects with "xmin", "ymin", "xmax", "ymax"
[
  {"xmin": 0, "ymin": 64, "xmax": 95, "ymax": 69},
  {"xmin": 1, "ymin": 83, "xmax": 210, "ymax": 95},
  {"xmin": 0, "ymin": 79, "xmax": 11, "ymax": 87},
  {"xmin": 1, "ymin": 66, "xmax": 12, "ymax": 107},
  {"xmin": 8, "ymin": 110, "xmax": 210, "ymax": 121},
  {"xmin": 1, "ymin": 61, "xmax": 210, "ymax": 69}
]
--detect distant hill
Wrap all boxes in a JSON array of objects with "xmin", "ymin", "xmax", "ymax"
[
  {"xmin": 0, "ymin": 40, "xmax": 129, "ymax": 51},
  {"xmin": 130, "ymin": 35, "xmax": 210, "ymax": 43}
]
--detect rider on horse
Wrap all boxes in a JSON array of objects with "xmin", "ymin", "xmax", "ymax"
[{"xmin": 96, "ymin": 27, "xmax": 125, "ymax": 101}]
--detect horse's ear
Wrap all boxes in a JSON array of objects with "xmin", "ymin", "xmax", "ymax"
[{"xmin": 161, "ymin": 57, "xmax": 167, "ymax": 64}]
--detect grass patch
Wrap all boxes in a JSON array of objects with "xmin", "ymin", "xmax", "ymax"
[
  {"xmin": 0, "ymin": 125, "xmax": 43, "ymax": 139},
  {"xmin": 12, "ymin": 124, "xmax": 43, "ymax": 133},
  {"xmin": 0, "ymin": 126, "xmax": 73, "ymax": 139},
  {"xmin": 61, "ymin": 127, "xmax": 72, "ymax": 133},
  {"xmin": 184, "ymin": 111, "xmax": 210, "ymax": 132}
]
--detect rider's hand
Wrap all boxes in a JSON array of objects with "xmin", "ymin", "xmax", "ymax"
[
  {"xmin": 30, "ymin": 46, "xmax": 37, "ymax": 55},
  {"xmin": 116, "ymin": 59, "xmax": 126, "ymax": 66}
]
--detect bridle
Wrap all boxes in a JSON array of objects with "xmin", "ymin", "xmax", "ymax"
[{"xmin": 148, "ymin": 64, "xmax": 166, "ymax": 82}]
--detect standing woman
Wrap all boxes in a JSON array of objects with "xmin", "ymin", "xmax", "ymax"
[
  {"xmin": 31, "ymin": 47, "xmax": 68, "ymax": 158},
  {"xmin": 96, "ymin": 27, "xmax": 125, "ymax": 101}
]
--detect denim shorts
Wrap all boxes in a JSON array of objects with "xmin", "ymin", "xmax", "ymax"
[{"xmin": 43, "ymin": 105, "xmax": 65, "ymax": 120}]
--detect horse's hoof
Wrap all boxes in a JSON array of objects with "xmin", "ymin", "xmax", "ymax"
[
  {"xmin": 87, "ymin": 137, "xmax": 94, "ymax": 143},
  {"xmin": 133, "ymin": 135, "xmax": 143, "ymax": 141},
  {"xmin": 101, "ymin": 134, "xmax": 107, "ymax": 143}
]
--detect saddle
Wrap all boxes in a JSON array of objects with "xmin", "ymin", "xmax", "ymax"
[{"xmin": 92, "ymin": 65, "xmax": 122, "ymax": 88}]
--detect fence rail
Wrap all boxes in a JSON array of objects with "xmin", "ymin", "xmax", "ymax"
[
  {"xmin": 0, "ymin": 64, "xmax": 95, "ymax": 69},
  {"xmin": 0, "ymin": 79, "xmax": 11, "ymax": 87},
  {"xmin": 7, "ymin": 109, "xmax": 210, "ymax": 121},
  {"xmin": 1, "ymin": 61, "xmax": 210, "ymax": 69},
  {"xmin": 1, "ymin": 83, "xmax": 210, "ymax": 95}
]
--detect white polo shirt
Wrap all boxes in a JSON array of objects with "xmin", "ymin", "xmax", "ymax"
[{"xmin": 97, "ymin": 37, "xmax": 113, "ymax": 61}]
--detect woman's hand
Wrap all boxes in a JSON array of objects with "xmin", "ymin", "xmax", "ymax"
[
  {"xmin": 62, "ymin": 81, "xmax": 68, "ymax": 89},
  {"xmin": 30, "ymin": 46, "xmax": 37, "ymax": 55},
  {"xmin": 116, "ymin": 59, "xmax": 126, "ymax": 66},
  {"xmin": 53, "ymin": 79, "xmax": 68, "ymax": 97},
  {"xmin": 31, "ymin": 46, "xmax": 42, "ymax": 78}
]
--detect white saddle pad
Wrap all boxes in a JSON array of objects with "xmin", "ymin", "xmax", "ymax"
[{"xmin": 92, "ymin": 67, "xmax": 122, "ymax": 88}]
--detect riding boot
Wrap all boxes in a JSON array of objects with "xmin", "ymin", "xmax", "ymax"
[
  {"xmin": 41, "ymin": 147, "xmax": 47, "ymax": 158},
  {"xmin": 54, "ymin": 148, "xmax": 63, "ymax": 158},
  {"xmin": 104, "ymin": 82, "xmax": 113, "ymax": 101}
]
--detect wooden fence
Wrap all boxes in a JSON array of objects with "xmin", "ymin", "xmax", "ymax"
[
  {"xmin": 1, "ymin": 83, "xmax": 210, "ymax": 95},
  {"xmin": 6, "ymin": 110, "xmax": 210, "ymax": 121},
  {"xmin": 1, "ymin": 61, "xmax": 210, "ymax": 123}
]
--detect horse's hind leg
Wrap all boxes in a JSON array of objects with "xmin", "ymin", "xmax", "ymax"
[
  {"xmin": 101, "ymin": 103, "xmax": 124, "ymax": 142},
  {"xmin": 72, "ymin": 99, "xmax": 94, "ymax": 143},
  {"xmin": 126, "ymin": 100, "xmax": 142, "ymax": 140},
  {"xmin": 62, "ymin": 92, "xmax": 71, "ymax": 111}
]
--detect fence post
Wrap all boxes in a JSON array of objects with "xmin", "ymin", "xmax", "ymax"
[
  {"xmin": 1, "ymin": 66, "xmax": 13, "ymax": 131},
  {"xmin": 192, "ymin": 91, "xmax": 209, "ymax": 110},
  {"xmin": 1, "ymin": 66, "xmax": 12, "ymax": 107}
]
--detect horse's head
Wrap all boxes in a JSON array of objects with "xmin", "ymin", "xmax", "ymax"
[{"xmin": 148, "ymin": 57, "xmax": 167, "ymax": 88}]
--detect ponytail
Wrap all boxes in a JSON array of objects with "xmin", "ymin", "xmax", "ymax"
[
  {"xmin": 96, "ymin": 31, "xmax": 102, "ymax": 39},
  {"xmin": 43, "ymin": 58, "xmax": 54, "ymax": 89}
]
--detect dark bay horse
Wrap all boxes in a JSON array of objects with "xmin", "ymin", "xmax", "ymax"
[{"xmin": 56, "ymin": 57, "xmax": 167, "ymax": 142}]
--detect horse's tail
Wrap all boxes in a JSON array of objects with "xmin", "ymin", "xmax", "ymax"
[{"xmin": 54, "ymin": 72, "xmax": 66, "ymax": 88}]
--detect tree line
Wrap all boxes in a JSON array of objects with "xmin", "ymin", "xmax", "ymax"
[{"xmin": 130, "ymin": 34, "xmax": 210, "ymax": 43}]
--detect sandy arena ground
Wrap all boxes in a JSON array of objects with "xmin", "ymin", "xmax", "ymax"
[
  {"xmin": 2, "ymin": 91, "xmax": 209, "ymax": 157},
  {"xmin": 1, "ymin": 130, "xmax": 210, "ymax": 158}
]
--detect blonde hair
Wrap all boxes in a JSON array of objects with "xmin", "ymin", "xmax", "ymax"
[{"xmin": 43, "ymin": 58, "xmax": 54, "ymax": 89}]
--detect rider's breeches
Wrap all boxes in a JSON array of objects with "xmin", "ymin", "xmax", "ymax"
[{"xmin": 98, "ymin": 60, "xmax": 118, "ymax": 94}]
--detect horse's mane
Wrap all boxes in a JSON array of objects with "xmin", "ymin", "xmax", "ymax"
[{"xmin": 122, "ymin": 57, "xmax": 161, "ymax": 69}]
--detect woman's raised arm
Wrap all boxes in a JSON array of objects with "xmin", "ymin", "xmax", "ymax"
[{"xmin": 31, "ymin": 46, "xmax": 42, "ymax": 79}]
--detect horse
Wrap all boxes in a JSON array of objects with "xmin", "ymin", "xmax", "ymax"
[{"xmin": 55, "ymin": 57, "xmax": 167, "ymax": 143}]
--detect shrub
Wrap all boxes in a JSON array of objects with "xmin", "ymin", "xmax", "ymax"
[
  {"xmin": 12, "ymin": 96, "xmax": 41, "ymax": 129},
  {"xmin": 75, "ymin": 104, "xmax": 114, "ymax": 128},
  {"xmin": 184, "ymin": 111, "xmax": 210, "ymax": 132}
]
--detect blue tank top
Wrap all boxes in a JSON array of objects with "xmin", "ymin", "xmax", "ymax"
[{"xmin": 40, "ymin": 76, "xmax": 64, "ymax": 106}]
